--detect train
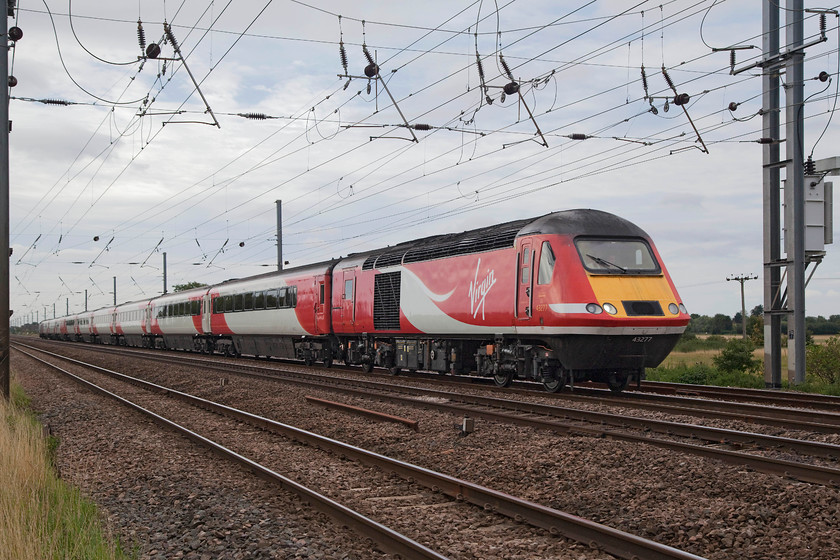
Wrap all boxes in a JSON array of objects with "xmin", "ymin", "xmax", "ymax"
[{"xmin": 39, "ymin": 209, "xmax": 690, "ymax": 392}]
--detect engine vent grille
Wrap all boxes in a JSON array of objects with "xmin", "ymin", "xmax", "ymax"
[
  {"xmin": 361, "ymin": 220, "xmax": 528, "ymax": 270},
  {"xmin": 374, "ymin": 272, "xmax": 401, "ymax": 330},
  {"xmin": 621, "ymin": 300, "xmax": 664, "ymax": 317}
]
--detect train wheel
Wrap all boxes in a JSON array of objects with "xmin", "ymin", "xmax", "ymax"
[
  {"xmin": 493, "ymin": 370, "xmax": 514, "ymax": 388},
  {"xmin": 607, "ymin": 371, "xmax": 630, "ymax": 393},
  {"xmin": 389, "ymin": 366, "xmax": 401, "ymax": 376},
  {"xmin": 303, "ymin": 352, "xmax": 313, "ymax": 366},
  {"xmin": 362, "ymin": 361, "xmax": 374, "ymax": 373},
  {"xmin": 323, "ymin": 357, "xmax": 333, "ymax": 368},
  {"xmin": 542, "ymin": 369, "xmax": 569, "ymax": 393}
]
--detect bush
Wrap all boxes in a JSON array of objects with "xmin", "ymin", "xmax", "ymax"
[
  {"xmin": 646, "ymin": 363, "xmax": 765, "ymax": 388},
  {"xmin": 646, "ymin": 363, "xmax": 713, "ymax": 385},
  {"xmin": 806, "ymin": 336, "xmax": 840, "ymax": 385},
  {"xmin": 712, "ymin": 338, "xmax": 761, "ymax": 374}
]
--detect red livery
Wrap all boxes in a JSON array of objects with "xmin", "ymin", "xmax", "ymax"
[{"xmin": 40, "ymin": 209, "xmax": 689, "ymax": 392}]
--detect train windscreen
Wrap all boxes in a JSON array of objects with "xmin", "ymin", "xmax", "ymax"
[{"xmin": 575, "ymin": 238, "xmax": 661, "ymax": 275}]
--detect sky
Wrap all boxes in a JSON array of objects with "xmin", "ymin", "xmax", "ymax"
[{"xmin": 8, "ymin": 0, "xmax": 840, "ymax": 324}]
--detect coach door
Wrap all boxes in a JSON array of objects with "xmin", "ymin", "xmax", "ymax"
[
  {"xmin": 338, "ymin": 269, "xmax": 356, "ymax": 331},
  {"xmin": 202, "ymin": 294, "xmax": 212, "ymax": 333},
  {"xmin": 314, "ymin": 275, "xmax": 330, "ymax": 334},
  {"xmin": 517, "ymin": 239, "xmax": 534, "ymax": 319}
]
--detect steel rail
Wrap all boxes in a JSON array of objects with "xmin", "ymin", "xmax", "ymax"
[
  {"xmin": 24, "ymin": 339, "xmax": 840, "ymax": 434},
  {"xmin": 15, "ymin": 343, "xmax": 707, "ymax": 560},
  {"xmin": 14, "ymin": 346, "xmax": 448, "ymax": 560},
  {"xmin": 29, "ymin": 339, "xmax": 840, "ymax": 432},
  {"xmin": 19, "ymin": 341, "xmax": 840, "ymax": 486},
  {"xmin": 635, "ymin": 380, "xmax": 840, "ymax": 411},
  {"xmin": 48, "ymin": 341, "xmax": 840, "ymax": 457}
]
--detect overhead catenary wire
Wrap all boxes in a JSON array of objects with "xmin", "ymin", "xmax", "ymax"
[{"xmin": 14, "ymin": 1, "xmax": 840, "ymax": 312}]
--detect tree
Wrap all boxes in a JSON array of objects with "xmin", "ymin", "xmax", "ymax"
[
  {"xmin": 173, "ymin": 281, "xmax": 207, "ymax": 292},
  {"xmin": 710, "ymin": 313, "xmax": 733, "ymax": 335}
]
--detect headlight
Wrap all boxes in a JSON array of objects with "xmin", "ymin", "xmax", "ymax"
[
  {"xmin": 586, "ymin": 303, "xmax": 603, "ymax": 314},
  {"xmin": 679, "ymin": 303, "xmax": 688, "ymax": 314},
  {"xmin": 603, "ymin": 303, "xmax": 618, "ymax": 315},
  {"xmin": 668, "ymin": 303, "xmax": 679, "ymax": 315}
]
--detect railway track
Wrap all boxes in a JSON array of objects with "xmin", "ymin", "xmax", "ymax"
[
  {"xmin": 19, "ymin": 339, "xmax": 840, "ymax": 487},
  {"xmin": 14, "ymin": 342, "xmax": 706, "ymax": 560},
  {"xmin": 629, "ymin": 380, "xmax": 840, "ymax": 412}
]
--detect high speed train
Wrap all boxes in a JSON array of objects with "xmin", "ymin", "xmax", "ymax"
[{"xmin": 40, "ymin": 209, "xmax": 689, "ymax": 392}]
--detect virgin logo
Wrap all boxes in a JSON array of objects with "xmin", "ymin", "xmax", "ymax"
[{"xmin": 469, "ymin": 259, "xmax": 496, "ymax": 320}]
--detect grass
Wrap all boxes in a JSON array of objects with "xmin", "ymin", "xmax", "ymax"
[{"xmin": 0, "ymin": 378, "xmax": 133, "ymax": 560}]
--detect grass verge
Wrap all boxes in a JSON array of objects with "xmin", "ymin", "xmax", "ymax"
[{"xmin": 0, "ymin": 379, "xmax": 133, "ymax": 560}]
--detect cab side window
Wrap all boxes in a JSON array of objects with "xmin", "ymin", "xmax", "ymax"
[{"xmin": 537, "ymin": 241, "xmax": 556, "ymax": 285}]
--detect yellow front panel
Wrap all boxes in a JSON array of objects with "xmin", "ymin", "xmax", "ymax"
[{"xmin": 588, "ymin": 275, "xmax": 676, "ymax": 318}]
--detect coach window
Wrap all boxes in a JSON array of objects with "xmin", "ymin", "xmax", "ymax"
[
  {"xmin": 521, "ymin": 246, "xmax": 531, "ymax": 284},
  {"xmin": 253, "ymin": 291, "xmax": 265, "ymax": 310},
  {"xmin": 319, "ymin": 283, "xmax": 325, "ymax": 304},
  {"xmin": 344, "ymin": 279, "xmax": 354, "ymax": 300},
  {"xmin": 244, "ymin": 292, "xmax": 253, "ymax": 310},
  {"xmin": 537, "ymin": 242, "xmax": 556, "ymax": 285},
  {"xmin": 234, "ymin": 294, "xmax": 244, "ymax": 311},
  {"xmin": 287, "ymin": 286, "xmax": 297, "ymax": 308},
  {"xmin": 224, "ymin": 295, "xmax": 234, "ymax": 313},
  {"xmin": 265, "ymin": 289, "xmax": 278, "ymax": 308},
  {"xmin": 191, "ymin": 300, "xmax": 200, "ymax": 316}
]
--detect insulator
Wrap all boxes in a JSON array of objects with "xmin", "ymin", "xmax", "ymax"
[
  {"xmin": 661, "ymin": 66, "xmax": 675, "ymax": 91},
  {"xmin": 40, "ymin": 98, "xmax": 70, "ymax": 105},
  {"xmin": 366, "ymin": 81, "xmax": 371, "ymax": 95},
  {"xmin": 757, "ymin": 137, "xmax": 775, "ymax": 144},
  {"xmin": 137, "ymin": 20, "xmax": 146, "ymax": 51},
  {"xmin": 730, "ymin": 49, "xmax": 735, "ymax": 69},
  {"xmin": 164, "ymin": 22, "xmax": 179, "ymax": 52},
  {"xmin": 821, "ymin": 13, "xmax": 827, "ymax": 35},
  {"xmin": 363, "ymin": 44, "xmax": 375, "ymax": 66},
  {"xmin": 476, "ymin": 54, "xmax": 486, "ymax": 82},
  {"xmin": 640, "ymin": 66, "xmax": 649, "ymax": 97},
  {"xmin": 412, "ymin": 123, "xmax": 431, "ymax": 131},
  {"xmin": 503, "ymin": 81, "xmax": 519, "ymax": 95},
  {"xmin": 569, "ymin": 133, "xmax": 588, "ymax": 140},
  {"xmin": 145, "ymin": 42, "xmax": 161, "ymax": 59},
  {"xmin": 500, "ymin": 92, "xmax": 506, "ymax": 103},
  {"xmin": 339, "ymin": 41, "xmax": 348, "ymax": 73},
  {"xmin": 239, "ymin": 113, "xmax": 268, "ymax": 120},
  {"xmin": 499, "ymin": 53, "xmax": 514, "ymax": 81},
  {"xmin": 805, "ymin": 156, "xmax": 816, "ymax": 175},
  {"xmin": 485, "ymin": 95, "xmax": 493, "ymax": 105},
  {"xmin": 673, "ymin": 92, "xmax": 690, "ymax": 106}
]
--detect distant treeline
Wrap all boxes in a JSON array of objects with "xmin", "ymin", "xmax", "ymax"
[{"xmin": 687, "ymin": 305, "xmax": 840, "ymax": 336}]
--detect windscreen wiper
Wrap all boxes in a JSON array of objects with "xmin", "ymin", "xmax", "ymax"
[{"xmin": 586, "ymin": 254, "xmax": 627, "ymax": 273}]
